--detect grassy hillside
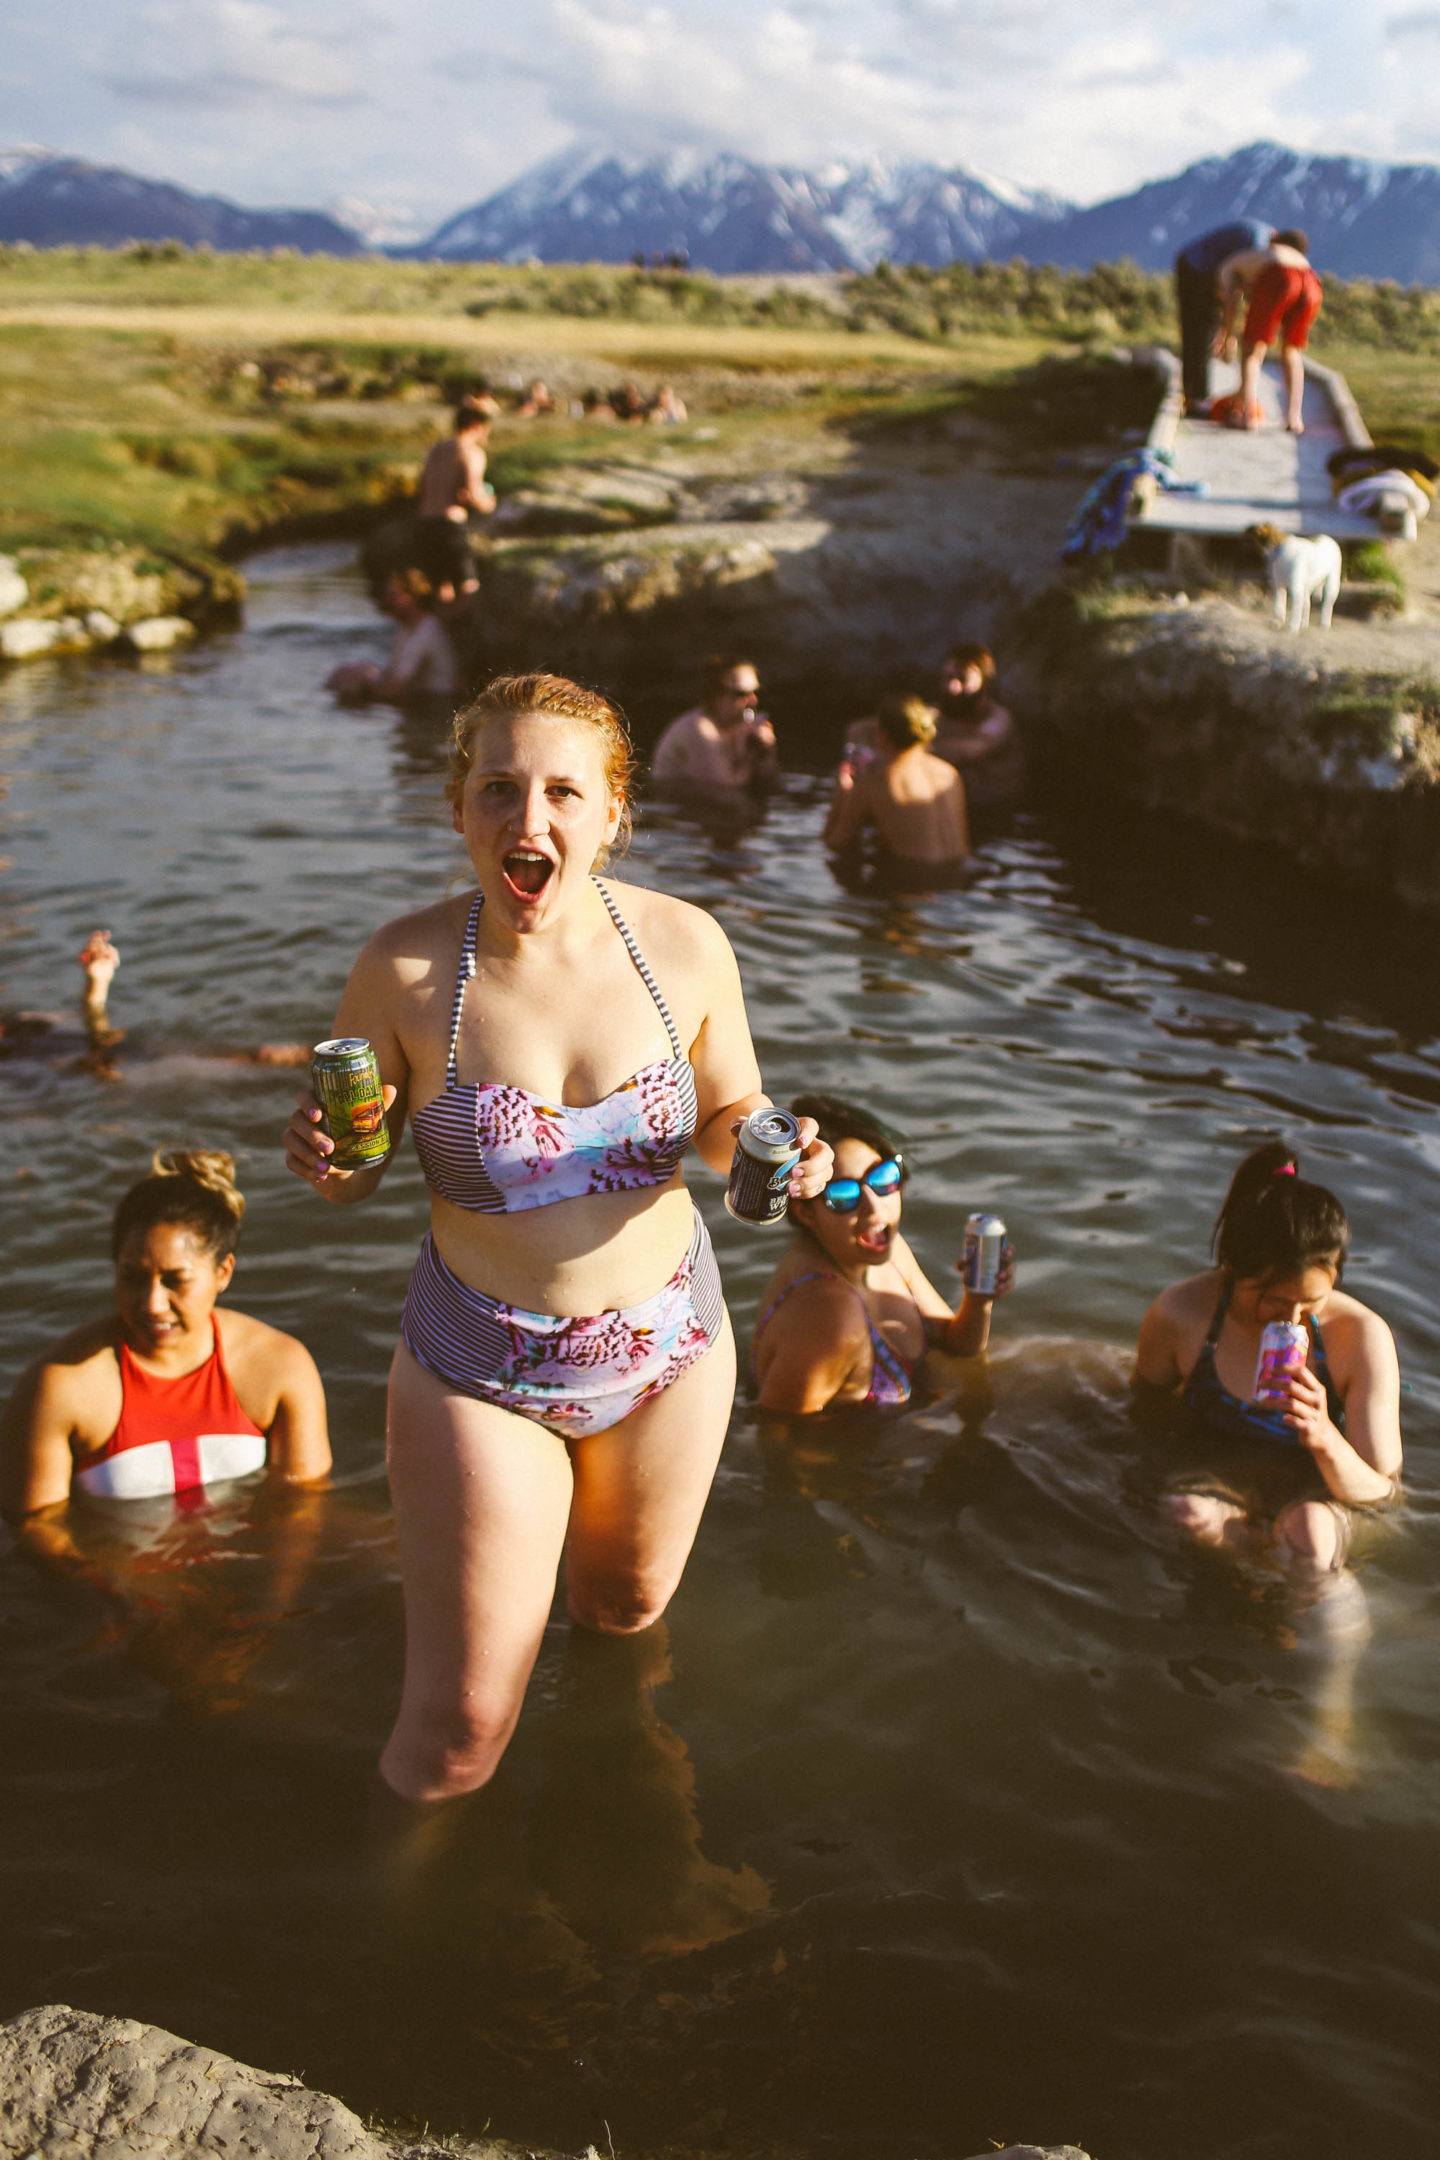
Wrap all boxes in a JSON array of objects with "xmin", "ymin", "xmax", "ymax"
[{"xmin": 0, "ymin": 246, "xmax": 1433, "ymax": 592}]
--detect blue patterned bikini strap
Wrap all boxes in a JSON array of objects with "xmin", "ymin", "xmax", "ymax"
[
  {"xmin": 592, "ymin": 877, "xmax": 684, "ymax": 1060},
  {"xmin": 445, "ymin": 893, "xmax": 484, "ymax": 1087}
]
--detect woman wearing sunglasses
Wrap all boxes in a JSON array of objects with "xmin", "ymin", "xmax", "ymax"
[{"xmin": 752, "ymin": 1093, "xmax": 1013, "ymax": 1414}]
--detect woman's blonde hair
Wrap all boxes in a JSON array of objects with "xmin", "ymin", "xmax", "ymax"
[
  {"xmin": 877, "ymin": 693, "xmax": 938, "ymax": 750},
  {"xmin": 111, "ymin": 1149, "xmax": 246, "ymax": 1261},
  {"xmin": 448, "ymin": 672, "xmax": 636, "ymax": 860}
]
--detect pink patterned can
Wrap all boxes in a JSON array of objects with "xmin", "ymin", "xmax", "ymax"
[{"xmin": 1253, "ymin": 1321, "xmax": 1307, "ymax": 1402}]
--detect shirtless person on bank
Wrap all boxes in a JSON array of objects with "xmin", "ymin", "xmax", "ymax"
[
  {"xmin": 651, "ymin": 656, "xmax": 779, "ymax": 796},
  {"xmin": 415, "ymin": 401, "xmax": 497, "ymax": 601}
]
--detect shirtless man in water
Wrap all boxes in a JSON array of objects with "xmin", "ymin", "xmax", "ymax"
[
  {"xmin": 824, "ymin": 695, "xmax": 969, "ymax": 870},
  {"xmin": 651, "ymin": 656, "xmax": 779, "ymax": 796}
]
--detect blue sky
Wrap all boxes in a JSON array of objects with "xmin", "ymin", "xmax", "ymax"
[{"xmin": 3, "ymin": 0, "xmax": 1435, "ymax": 236}]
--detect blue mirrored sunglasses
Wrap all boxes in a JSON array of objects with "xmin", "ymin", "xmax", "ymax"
[{"xmin": 821, "ymin": 1156, "xmax": 906, "ymax": 1213}]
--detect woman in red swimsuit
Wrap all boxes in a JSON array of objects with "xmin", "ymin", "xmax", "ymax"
[{"xmin": 2, "ymin": 1150, "xmax": 330, "ymax": 1515}]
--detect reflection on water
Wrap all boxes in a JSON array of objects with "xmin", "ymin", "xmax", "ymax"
[{"xmin": 1, "ymin": 544, "xmax": 1437, "ymax": 2159}]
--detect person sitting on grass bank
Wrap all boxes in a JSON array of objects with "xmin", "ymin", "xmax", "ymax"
[
  {"xmin": 752, "ymin": 1094, "xmax": 1014, "ymax": 1415},
  {"xmin": 415, "ymin": 401, "xmax": 496, "ymax": 602},
  {"xmin": 1134, "ymin": 1140, "xmax": 1401, "ymax": 1574},
  {"xmin": 326, "ymin": 571, "xmax": 458, "ymax": 710},
  {"xmin": 824, "ymin": 694, "xmax": 969, "ymax": 872},
  {"xmin": 2, "ymin": 1150, "xmax": 331, "ymax": 1513},
  {"xmin": 1215, "ymin": 230, "xmax": 1322, "ymax": 435},
  {"xmin": 651, "ymin": 656, "xmax": 779, "ymax": 798}
]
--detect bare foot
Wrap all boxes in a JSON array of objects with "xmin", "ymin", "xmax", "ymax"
[{"xmin": 1286, "ymin": 419, "xmax": 1306, "ymax": 436}]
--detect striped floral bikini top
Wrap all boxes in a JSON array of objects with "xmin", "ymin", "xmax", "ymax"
[{"xmin": 410, "ymin": 878, "xmax": 698, "ymax": 1214}]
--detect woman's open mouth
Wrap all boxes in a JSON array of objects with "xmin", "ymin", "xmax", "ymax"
[
  {"xmin": 855, "ymin": 1223, "xmax": 892, "ymax": 1256},
  {"xmin": 501, "ymin": 850, "xmax": 555, "ymax": 901}
]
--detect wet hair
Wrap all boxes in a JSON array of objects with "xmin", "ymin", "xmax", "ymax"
[
  {"xmin": 702, "ymin": 652, "xmax": 757, "ymax": 697},
  {"xmin": 1211, "ymin": 1140, "xmax": 1348, "ymax": 1282},
  {"xmin": 1274, "ymin": 228, "xmax": 1309, "ymax": 255},
  {"xmin": 945, "ymin": 641, "xmax": 996, "ymax": 682},
  {"xmin": 448, "ymin": 672, "xmax": 636, "ymax": 857},
  {"xmin": 877, "ymin": 693, "xmax": 937, "ymax": 749},
  {"xmin": 111, "ymin": 1149, "xmax": 245, "ymax": 1264}
]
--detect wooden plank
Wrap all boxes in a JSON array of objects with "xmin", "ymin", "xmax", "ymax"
[{"xmin": 1131, "ymin": 353, "xmax": 1401, "ymax": 543}]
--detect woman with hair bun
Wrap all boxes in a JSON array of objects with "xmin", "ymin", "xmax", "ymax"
[
  {"xmin": 1135, "ymin": 1140, "xmax": 1401, "ymax": 1571},
  {"xmin": 824, "ymin": 693, "xmax": 970, "ymax": 872},
  {"xmin": 2, "ymin": 1151, "xmax": 330, "ymax": 1515},
  {"xmin": 283, "ymin": 671, "xmax": 832, "ymax": 1801}
]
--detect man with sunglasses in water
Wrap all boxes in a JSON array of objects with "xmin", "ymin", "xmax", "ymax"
[
  {"xmin": 751, "ymin": 1093, "xmax": 1015, "ymax": 1415},
  {"xmin": 651, "ymin": 654, "xmax": 779, "ymax": 797}
]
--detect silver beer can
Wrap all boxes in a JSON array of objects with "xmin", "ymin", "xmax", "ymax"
[
  {"xmin": 963, "ymin": 1212, "xmax": 1007, "ymax": 1295},
  {"xmin": 725, "ymin": 1108, "xmax": 803, "ymax": 1227}
]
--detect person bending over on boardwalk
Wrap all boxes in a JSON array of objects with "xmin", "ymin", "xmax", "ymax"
[
  {"xmin": 2, "ymin": 1151, "xmax": 331, "ymax": 1516},
  {"xmin": 824, "ymin": 694, "xmax": 969, "ymax": 871},
  {"xmin": 282, "ymin": 672, "xmax": 833, "ymax": 1801},
  {"xmin": 1173, "ymin": 218, "xmax": 1274, "ymax": 416},
  {"xmin": 753, "ymin": 1094, "xmax": 1013, "ymax": 1416},
  {"xmin": 932, "ymin": 644, "xmax": 1022, "ymax": 808},
  {"xmin": 1134, "ymin": 1140, "xmax": 1400, "ymax": 1574},
  {"xmin": 651, "ymin": 655, "xmax": 779, "ymax": 799},
  {"xmin": 1216, "ymin": 230, "xmax": 1322, "ymax": 434},
  {"xmin": 327, "ymin": 571, "xmax": 458, "ymax": 711},
  {"xmin": 415, "ymin": 401, "xmax": 496, "ymax": 602}
]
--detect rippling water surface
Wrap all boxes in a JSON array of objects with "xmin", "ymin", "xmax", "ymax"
[{"xmin": 2, "ymin": 546, "xmax": 1437, "ymax": 2160}]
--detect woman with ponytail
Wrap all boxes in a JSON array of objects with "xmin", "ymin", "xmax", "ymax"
[
  {"xmin": 1135, "ymin": 1140, "xmax": 1401, "ymax": 1570},
  {"xmin": 3, "ymin": 1150, "xmax": 330, "ymax": 1513}
]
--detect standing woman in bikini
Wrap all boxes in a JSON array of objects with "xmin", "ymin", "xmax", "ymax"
[{"xmin": 284, "ymin": 672, "xmax": 832, "ymax": 1802}]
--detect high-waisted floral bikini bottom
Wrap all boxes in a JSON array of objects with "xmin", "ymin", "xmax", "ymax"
[{"xmin": 400, "ymin": 1210, "xmax": 725, "ymax": 1439}]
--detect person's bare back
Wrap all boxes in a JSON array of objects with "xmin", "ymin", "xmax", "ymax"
[
  {"xmin": 824, "ymin": 695, "xmax": 970, "ymax": 865},
  {"xmin": 859, "ymin": 746, "xmax": 970, "ymax": 864}
]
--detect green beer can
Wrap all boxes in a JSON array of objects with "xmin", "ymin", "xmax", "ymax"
[{"xmin": 312, "ymin": 1036, "xmax": 391, "ymax": 1170}]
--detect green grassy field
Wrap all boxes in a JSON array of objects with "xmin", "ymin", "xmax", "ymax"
[{"xmin": 0, "ymin": 247, "xmax": 1433, "ymax": 586}]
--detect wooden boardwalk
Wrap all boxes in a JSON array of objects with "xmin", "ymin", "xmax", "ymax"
[{"xmin": 1131, "ymin": 352, "xmax": 1386, "ymax": 545}]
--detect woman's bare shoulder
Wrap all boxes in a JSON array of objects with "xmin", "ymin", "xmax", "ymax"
[
  {"xmin": 1320, "ymin": 1289, "xmax": 1396, "ymax": 1356},
  {"xmin": 25, "ymin": 1315, "xmax": 117, "ymax": 1379},
  {"xmin": 1150, "ymin": 1270, "xmax": 1222, "ymax": 1325},
  {"xmin": 355, "ymin": 892, "xmax": 473, "ymax": 984},
  {"xmin": 603, "ymin": 878, "xmax": 736, "ymax": 971},
  {"xmin": 216, "ymin": 1307, "xmax": 316, "ymax": 1374}
]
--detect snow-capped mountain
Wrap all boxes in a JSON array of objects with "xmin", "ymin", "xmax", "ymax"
[
  {"xmin": 416, "ymin": 145, "xmax": 1067, "ymax": 271},
  {"xmin": 4, "ymin": 140, "xmax": 1439, "ymax": 280},
  {"xmin": 1032, "ymin": 141, "xmax": 1440, "ymax": 283},
  {"xmin": 0, "ymin": 151, "xmax": 363, "ymax": 255}
]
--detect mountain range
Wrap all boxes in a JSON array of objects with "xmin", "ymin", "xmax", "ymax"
[
  {"xmin": 0, "ymin": 149, "xmax": 362, "ymax": 255},
  {"xmin": 4, "ymin": 141, "xmax": 1440, "ymax": 282}
]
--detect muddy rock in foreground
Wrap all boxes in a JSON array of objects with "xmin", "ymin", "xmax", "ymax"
[{"xmin": 0, "ymin": 2005, "xmax": 1092, "ymax": 2160}]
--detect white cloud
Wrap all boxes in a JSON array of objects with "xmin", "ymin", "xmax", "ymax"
[
  {"xmin": 0, "ymin": 0, "xmax": 1432, "ymax": 229},
  {"xmin": 101, "ymin": 0, "xmax": 366, "ymax": 109}
]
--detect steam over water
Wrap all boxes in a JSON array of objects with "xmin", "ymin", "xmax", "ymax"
[{"xmin": 1, "ymin": 545, "xmax": 1436, "ymax": 2160}]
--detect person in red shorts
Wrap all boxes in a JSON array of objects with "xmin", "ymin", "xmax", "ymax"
[{"xmin": 1215, "ymin": 229, "xmax": 1322, "ymax": 434}]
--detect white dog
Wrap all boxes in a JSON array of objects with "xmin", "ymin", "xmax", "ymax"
[{"xmin": 1249, "ymin": 523, "xmax": 1342, "ymax": 632}]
